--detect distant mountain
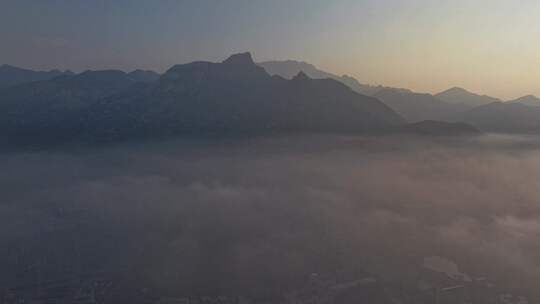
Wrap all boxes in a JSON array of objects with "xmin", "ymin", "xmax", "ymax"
[
  {"xmin": 0, "ymin": 65, "xmax": 159, "ymax": 91},
  {"xmin": 258, "ymin": 60, "xmax": 384, "ymax": 96},
  {"xmin": 127, "ymin": 69, "xmax": 160, "ymax": 83},
  {"xmin": 84, "ymin": 53, "xmax": 403, "ymax": 140},
  {"xmin": 397, "ymin": 120, "xmax": 480, "ymax": 136},
  {"xmin": 374, "ymin": 88, "xmax": 468, "ymax": 123},
  {"xmin": 0, "ymin": 64, "xmax": 73, "ymax": 89},
  {"xmin": 0, "ymin": 53, "xmax": 404, "ymax": 144},
  {"xmin": 508, "ymin": 95, "xmax": 540, "ymax": 107},
  {"xmin": 258, "ymin": 60, "xmax": 335, "ymax": 80},
  {"xmin": 435, "ymin": 87, "xmax": 501, "ymax": 107},
  {"xmin": 0, "ymin": 70, "xmax": 139, "ymax": 143},
  {"xmin": 451, "ymin": 102, "xmax": 540, "ymax": 133},
  {"xmin": 338, "ymin": 75, "xmax": 386, "ymax": 96}
]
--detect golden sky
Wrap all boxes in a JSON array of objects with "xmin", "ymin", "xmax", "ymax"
[
  {"xmin": 2, "ymin": 0, "xmax": 539, "ymax": 99},
  {"xmin": 308, "ymin": 1, "xmax": 540, "ymax": 99}
]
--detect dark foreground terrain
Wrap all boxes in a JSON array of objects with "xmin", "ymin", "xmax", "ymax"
[{"xmin": 0, "ymin": 134, "xmax": 538, "ymax": 304}]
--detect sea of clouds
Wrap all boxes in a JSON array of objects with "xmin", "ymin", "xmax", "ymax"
[{"xmin": 2, "ymin": 134, "xmax": 540, "ymax": 298}]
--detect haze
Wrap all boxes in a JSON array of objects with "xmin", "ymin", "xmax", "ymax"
[
  {"xmin": 1, "ymin": 0, "xmax": 539, "ymax": 99},
  {"xmin": 4, "ymin": 135, "xmax": 540, "ymax": 301},
  {"xmin": 3, "ymin": 1, "xmax": 540, "ymax": 303}
]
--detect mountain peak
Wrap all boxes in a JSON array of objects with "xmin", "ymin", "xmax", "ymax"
[
  {"xmin": 292, "ymin": 71, "xmax": 310, "ymax": 81},
  {"xmin": 222, "ymin": 52, "xmax": 255, "ymax": 65},
  {"xmin": 128, "ymin": 69, "xmax": 160, "ymax": 83},
  {"xmin": 517, "ymin": 94, "xmax": 539, "ymax": 101},
  {"xmin": 436, "ymin": 86, "xmax": 501, "ymax": 107},
  {"xmin": 444, "ymin": 87, "xmax": 469, "ymax": 94},
  {"xmin": 509, "ymin": 95, "xmax": 540, "ymax": 106}
]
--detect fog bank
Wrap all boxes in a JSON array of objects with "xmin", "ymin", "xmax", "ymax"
[{"xmin": 2, "ymin": 134, "xmax": 540, "ymax": 300}]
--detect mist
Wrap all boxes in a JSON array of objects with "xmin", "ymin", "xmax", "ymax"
[{"xmin": 2, "ymin": 134, "xmax": 540, "ymax": 301}]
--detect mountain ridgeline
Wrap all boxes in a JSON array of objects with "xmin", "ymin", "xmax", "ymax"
[
  {"xmin": 373, "ymin": 88, "xmax": 468, "ymax": 123},
  {"xmin": 257, "ymin": 60, "xmax": 473, "ymax": 123},
  {"xmin": 258, "ymin": 60, "xmax": 384, "ymax": 96},
  {"xmin": 451, "ymin": 102, "xmax": 540, "ymax": 133},
  {"xmin": 508, "ymin": 95, "xmax": 540, "ymax": 107},
  {"xmin": 435, "ymin": 87, "xmax": 502, "ymax": 107},
  {"xmin": 0, "ymin": 64, "xmax": 74, "ymax": 89},
  {"xmin": 0, "ymin": 53, "xmax": 408, "ymax": 145},
  {"xmin": 22, "ymin": 52, "xmax": 540, "ymax": 142}
]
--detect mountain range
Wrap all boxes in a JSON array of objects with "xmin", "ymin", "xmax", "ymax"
[
  {"xmin": 83, "ymin": 53, "xmax": 405, "ymax": 140},
  {"xmin": 9, "ymin": 53, "xmax": 540, "ymax": 144},
  {"xmin": 259, "ymin": 60, "xmax": 540, "ymax": 133},
  {"xmin": 258, "ymin": 60, "xmax": 386, "ymax": 96},
  {"xmin": 258, "ymin": 60, "xmax": 470, "ymax": 123},
  {"xmin": 508, "ymin": 95, "xmax": 540, "ymax": 107},
  {"xmin": 0, "ymin": 64, "xmax": 74, "ymax": 89},
  {"xmin": 0, "ymin": 69, "xmax": 145, "ymax": 143},
  {"xmin": 450, "ymin": 101, "xmax": 540, "ymax": 133},
  {"xmin": 0, "ymin": 53, "xmax": 414, "ymax": 145},
  {"xmin": 435, "ymin": 87, "xmax": 502, "ymax": 107},
  {"xmin": 373, "ymin": 88, "xmax": 467, "ymax": 122}
]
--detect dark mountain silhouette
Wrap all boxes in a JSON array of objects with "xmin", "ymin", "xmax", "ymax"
[
  {"xmin": 435, "ymin": 87, "xmax": 501, "ymax": 107},
  {"xmin": 258, "ymin": 60, "xmax": 385, "ymax": 95},
  {"xmin": 508, "ymin": 95, "xmax": 540, "ymax": 107},
  {"xmin": 0, "ymin": 65, "xmax": 159, "ymax": 91},
  {"xmin": 0, "ymin": 70, "xmax": 139, "ymax": 143},
  {"xmin": 374, "ymin": 88, "xmax": 468, "ymax": 123},
  {"xmin": 258, "ymin": 60, "xmax": 335, "ymax": 79},
  {"xmin": 0, "ymin": 64, "xmax": 73, "ymax": 89},
  {"xmin": 0, "ymin": 53, "xmax": 404, "ymax": 144},
  {"xmin": 127, "ymin": 69, "xmax": 161, "ymax": 83},
  {"xmin": 451, "ymin": 102, "xmax": 540, "ymax": 133},
  {"xmin": 397, "ymin": 120, "xmax": 480, "ymax": 136},
  {"xmin": 85, "ymin": 53, "xmax": 404, "ymax": 140}
]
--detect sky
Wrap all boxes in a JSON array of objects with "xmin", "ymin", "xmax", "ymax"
[{"xmin": 1, "ymin": 0, "xmax": 539, "ymax": 99}]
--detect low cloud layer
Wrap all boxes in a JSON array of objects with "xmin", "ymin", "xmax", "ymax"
[{"xmin": 2, "ymin": 134, "xmax": 540, "ymax": 298}]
